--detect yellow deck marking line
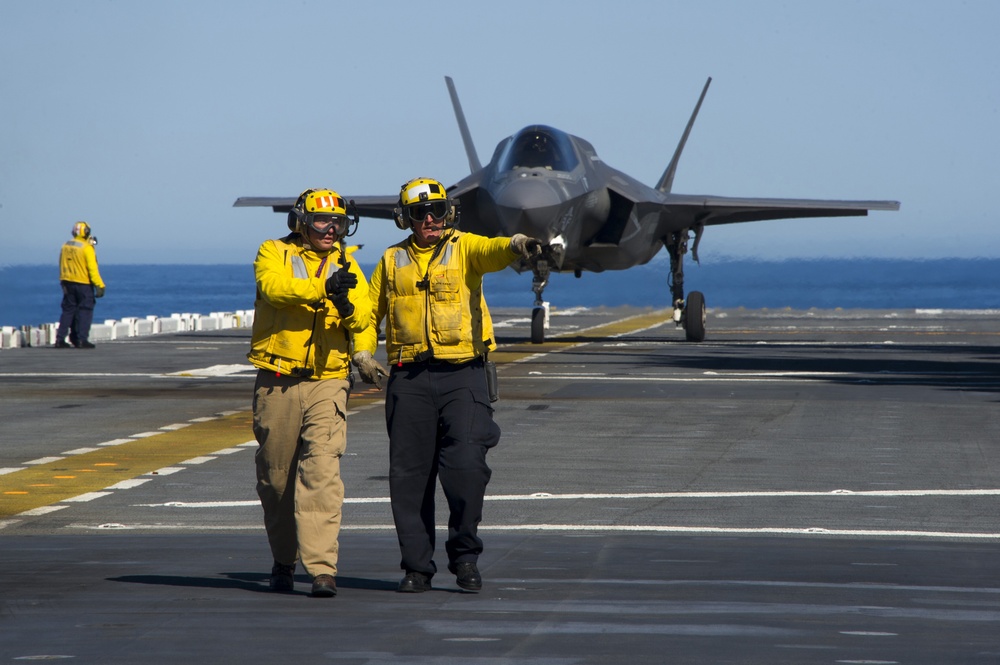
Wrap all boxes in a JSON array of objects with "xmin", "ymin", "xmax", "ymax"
[
  {"xmin": 491, "ymin": 308, "xmax": 674, "ymax": 365},
  {"xmin": 0, "ymin": 310, "xmax": 670, "ymax": 519},
  {"xmin": 0, "ymin": 412, "xmax": 253, "ymax": 517}
]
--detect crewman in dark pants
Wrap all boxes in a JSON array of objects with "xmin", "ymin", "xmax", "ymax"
[
  {"xmin": 353, "ymin": 177, "xmax": 542, "ymax": 593},
  {"xmin": 55, "ymin": 221, "xmax": 105, "ymax": 348}
]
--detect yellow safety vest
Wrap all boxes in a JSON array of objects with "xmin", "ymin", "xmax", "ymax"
[{"xmin": 369, "ymin": 231, "xmax": 515, "ymax": 365}]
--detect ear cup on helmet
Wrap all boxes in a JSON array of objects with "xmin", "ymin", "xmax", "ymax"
[
  {"xmin": 393, "ymin": 207, "xmax": 408, "ymax": 231},
  {"xmin": 288, "ymin": 189, "xmax": 316, "ymax": 233},
  {"xmin": 72, "ymin": 222, "xmax": 91, "ymax": 239}
]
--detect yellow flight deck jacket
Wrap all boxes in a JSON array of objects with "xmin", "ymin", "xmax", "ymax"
[
  {"xmin": 59, "ymin": 236, "xmax": 105, "ymax": 288},
  {"xmin": 248, "ymin": 235, "xmax": 372, "ymax": 380},
  {"xmin": 357, "ymin": 230, "xmax": 517, "ymax": 365}
]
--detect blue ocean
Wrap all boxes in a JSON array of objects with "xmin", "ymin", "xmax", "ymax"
[{"xmin": 3, "ymin": 259, "xmax": 1000, "ymax": 329}]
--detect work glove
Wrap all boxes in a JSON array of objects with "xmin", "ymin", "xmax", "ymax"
[
  {"xmin": 325, "ymin": 265, "xmax": 358, "ymax": 297},
  {"xmin": 510, "ymin": 234, "xmax": 543, "ymax": 260},
  {"xmin": 331, "ymin": 293, "xmax": 354, "ymax": 318},
  {"xmin": 326, "ymin": 265, "xmax": 358, "ymax": 318},
  {"xmin": 94, "ymin": 286, "xmax": 105, "ymax": 298},
  {"xmin": 352, "ymin": 350, "xmax": 389, "ymax": 389}
]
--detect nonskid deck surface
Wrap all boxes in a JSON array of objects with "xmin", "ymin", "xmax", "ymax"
[{"xmin": 2, "ymin": 306, "xmax": 999, "ymax": 664}]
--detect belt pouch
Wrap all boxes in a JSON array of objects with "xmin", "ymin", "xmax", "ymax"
[{"xmin": 485, "ymin": 359, "xmax": 499, "ymax": 403}]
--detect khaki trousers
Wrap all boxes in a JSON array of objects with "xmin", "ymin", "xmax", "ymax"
[{"xmin": 252, "ymin": 371, "xmax": 349, "ymax": 578}]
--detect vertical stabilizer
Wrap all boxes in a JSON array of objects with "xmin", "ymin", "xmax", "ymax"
[
  {"xmin": 655, "ymin": 77, "xmax": 712, "ymax": 193},
  {"xmin": 445, "ymin": 76, "xmax": 483, "ymax": 174}
]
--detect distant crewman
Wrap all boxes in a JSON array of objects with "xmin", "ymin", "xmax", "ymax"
[
  {"xmin": 353, "ymin": 176, "xmax": 542, "ymax": 593},
  {"xmin": 248, "ymin": 188, "xmax": 372, "ymax": 598},
  {"xmin": 55, "ymin": 221, "xmax": 105, "ymax": 349}
]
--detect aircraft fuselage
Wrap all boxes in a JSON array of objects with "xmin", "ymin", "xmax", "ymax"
[{"xmin": 451, "ymin": 125, "xmax": 673, "ymax": 274}]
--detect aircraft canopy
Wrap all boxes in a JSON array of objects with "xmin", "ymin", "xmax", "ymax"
[{"xmin": 498, "ymin": 125, "xmax": 579, "ymax": 172}]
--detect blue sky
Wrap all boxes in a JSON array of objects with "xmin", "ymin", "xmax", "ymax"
[{"xmin": 1, "ymin": 0, "xmax": 997, "ymax": 267}]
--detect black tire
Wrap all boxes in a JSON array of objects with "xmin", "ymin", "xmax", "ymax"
[
  {"xmin": 684, "ymin": 291, "xmax": 706, "ymax": 342},
  {"xmin": 531, "ymin": 307, "xmax": 546, "ymax": 344}
]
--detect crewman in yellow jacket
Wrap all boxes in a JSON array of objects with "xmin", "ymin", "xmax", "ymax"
[
  {"xmin": 55, "ymin": 221, "xmax": 105, "ymax": 348},
  {"xmin": 248, "ymin": 188, "xmax": 372, "ymax": 599},
  {"xmin": 353, "ymin": 177, "xmax": 542, "ymax": 593}
]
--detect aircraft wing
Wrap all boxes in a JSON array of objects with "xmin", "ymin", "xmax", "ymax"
[
  {"xmin": 233, "ymin": 195, "xmax": 398, "ymax": 220},
  {"xmin": 662, "ymin": 194, "xmax": 900, "ymax": 226},
  {"xmin": 233, "ymin": 196, "xmax": 297, "ymax": 213}
]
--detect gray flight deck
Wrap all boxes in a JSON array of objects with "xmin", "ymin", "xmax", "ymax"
[{"xmin": 2, "ymin": 306, "xmax": 999, "ymax": 663}]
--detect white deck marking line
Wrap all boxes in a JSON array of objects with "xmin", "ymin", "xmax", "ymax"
[
  {"xmin": 18, "ymin": 505, "xmax": 69, "ymax": 517},
  {"xmin": 62, "ymin": 492, "xmax": 113, "ymax": 503},
  {"xmin": 97, "ymin": 438, "xmax": 134, "ymax": 447},
  {"xmin": 523, "ymin": 373, "xmax": 1000, "ymax": 386},
  {"xmin": 123, "ymin": 488, "xmax": 1000, "ymax": 538},
  {"xmin": 487, "ymin": 489, "xmax": 1000, "ymax": 499},
  {"xmin": 105, "ymin": 478, "xmax": 153, "ymax": 490},
  {"xmin": 25, "ymin": 456, "xmax": 64, "ymax": 465},
  {"xmin": 167, "ymin": 364, "xmax": 255, "ymax": 377},
  {"xmin": 148, "ymin": 467, "xmax": 185, "ymax": 476},
  {"xmin": 12, "ymin": 422, "xmax": 249, "ymax": 468},
  {"xmin": 136, "ymin": 488, "xmax": 1000, "ymax": 507},
  {"xmin": 480, "ymin": 525, "xmax": 1000, "ymax": 539},
  {"xmin": 180, "ymin": 456, "xmax": 215, "ymax": 465},
  {"xmin": 0, "ymin": 372, "xmax": 208, "ymax": 378},
  {"xmin": 64, "ymin": 522, "xmax": 1000, "ymax": 540}
]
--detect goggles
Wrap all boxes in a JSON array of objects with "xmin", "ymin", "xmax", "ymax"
[
  {"xmin": 306, "ymin": 213, "xmax": 349, "ymax": 236},
  {"xmin": 405, "ymin": 201, "xmax": 450, "ymax": 223}
]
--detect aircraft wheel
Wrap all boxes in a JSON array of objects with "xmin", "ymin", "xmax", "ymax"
[
  {"xmin": 531, "ymin": 307, "xmax": 546, "ymax": 344},
  {"xmin": 684, "ymin": 291, "xmax": 706, "ymax": 342}
]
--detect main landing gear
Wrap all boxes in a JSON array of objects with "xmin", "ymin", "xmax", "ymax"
[
  {"xmin": 524, "ymin": 231, "xmax": 707, "ymax": 344},
  {"xmin": 666, "ymin": 228, "xmax": 707, "ymax": 343}
]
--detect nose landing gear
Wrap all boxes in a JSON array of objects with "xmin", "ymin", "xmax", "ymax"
[{"xmin": 530, "ymin": 259, "xmax": 551, "ymax": 344}]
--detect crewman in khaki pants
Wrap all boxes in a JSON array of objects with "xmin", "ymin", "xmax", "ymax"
[{"xmin": 248, "ymin": 188, "xmax": 371, "ymax": 598}]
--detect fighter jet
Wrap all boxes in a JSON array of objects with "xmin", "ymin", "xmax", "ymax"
[{"xmin": 235, "ymin": 76, "xmax": 899, "ymax": 343}]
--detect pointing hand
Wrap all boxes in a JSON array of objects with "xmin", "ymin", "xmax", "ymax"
[
  {"xmin": 510, "ymin": 234, "xmax": 543, "ymax": 260},
  {"xmin": 325, "ymin": 265, "xmax": 358, "ymax": 298}
]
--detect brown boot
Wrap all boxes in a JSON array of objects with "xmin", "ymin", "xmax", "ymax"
[{"xmin": 310, "ymin": 574, "xmax": 337, "ymax": 598}]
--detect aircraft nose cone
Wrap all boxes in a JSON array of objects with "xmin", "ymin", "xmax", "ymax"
[
  {"xmin": 495, "ymin": 174, "xmax": 563, "ymax": 209},
  {"xmin": 494, "ymin": 175, "xmax": 564, "ymax": 236}
]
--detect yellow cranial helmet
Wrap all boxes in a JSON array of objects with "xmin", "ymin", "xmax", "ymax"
[
  {"xmin": 72, "ymin": 221, "xmax": 91, "ymax": 239},
  {"xmin": 302, "ymin": 189, "xmax": 347, "ymax": 216},
  {"xmin": 289, "ymin": 188, "xmax": 350, "ymax": 239},
  {"xmin": 395, "ymin": 177, "xmax": 455, "ymax": 230}
]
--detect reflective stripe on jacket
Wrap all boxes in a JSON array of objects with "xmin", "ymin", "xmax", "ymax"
[
  {"xmin": 358, "ymin": 230, "xmax": 516, "ymax": 364},
  {"xmin": 248, "ymin": 234, "xmax": 372, "ymax": 380}
]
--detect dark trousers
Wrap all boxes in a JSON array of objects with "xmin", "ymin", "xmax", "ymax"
[
  {"xmin": 385, "ymin": 357, "xmax": 501, "ymax": 576},
  {"xmin": 56, "ymin": 281, "xmax": 96, "ymax": 345}
]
